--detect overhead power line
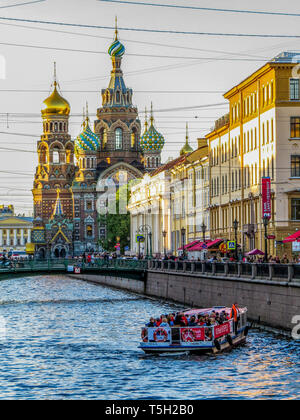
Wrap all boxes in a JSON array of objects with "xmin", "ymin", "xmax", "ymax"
[
  {"xmin": 0, "ymin": 0, "xmax": 46, "ymax": 9},
  {"xmin": 1, "ymin": 15, "xmax": 300, "ymax": 38},
  {"xmin": 98, "ymin": 0, "xmax": 300, "ymax": 18},
  {"xmin": 0, "ymin": 40, "xmax": 271, "ymax": 61}
]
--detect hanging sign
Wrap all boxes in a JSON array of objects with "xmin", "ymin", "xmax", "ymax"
[{"xmin": 262, "ymin": 177, "xmax": 272, "ymax": 219}]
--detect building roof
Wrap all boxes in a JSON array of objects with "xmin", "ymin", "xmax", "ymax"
[{"xmin": 150, "ymin": 155, "xmax": 187, "ymax": 177}]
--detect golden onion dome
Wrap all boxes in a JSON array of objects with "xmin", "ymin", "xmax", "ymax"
[
  {"xmin": 180, "ymin": 123, "xmax": 194, "ymax": 156},
  {"xmin": 41, "ymin": 82, "xmax": 70, "ymax": 116}
]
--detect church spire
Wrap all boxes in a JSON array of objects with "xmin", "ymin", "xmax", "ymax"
[
  {"xmin": 180, "ymin": 123, "xmax": 194, "ymax": 156},
  {"xmin": 144, "ymin": 107, "xmax": 148, "ymax": 133}
]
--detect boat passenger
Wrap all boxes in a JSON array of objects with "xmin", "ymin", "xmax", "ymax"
[
  {"xmin": 160, "ymin": 318, "xmax": 169, "ymax": 327},
  {"xmin": 188, "ymin": 316, "xmax": 197, "ymax": 327},
  {"xmin": 146, "ymin": 318, "xmax": 156, "ymax": 327}
]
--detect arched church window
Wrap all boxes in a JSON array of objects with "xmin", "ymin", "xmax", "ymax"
[
  {"xmin": 54, "ymin": 123, "xmax": 58, "ymax": 132},
  {"xmin": 156, "ymin": 157, "xmax": 159, "ymax": 167},
  {"xmin": 147, "ymin": 158, "xmax": 150, "ymax": 167},
  {"xmin": 59, "ymin": 122, "xmax": 62, "ymax": 131},
  {"xmin": 152, "ymin": 157, "xmax": 155, "ymax": 167},
  {"xmin": 50, "ymin": 122, "xmax": 53, "ymax": 132},
  {"xmin": 53, "ymin": 148, "xmax": 60, "ymax": 164},
  {"xmin": 116, "ymin": 91, "xmax": 120, "ymax": 103},
  {"xmin": 66, "ymin": 145, "xmax": 73, "ymax": 164},
  {"xmin": 115, "ymin": 128, "xmax": 123, "ymax": 150},
  {"xmin": 39, "ymin": 146, "xmax": 47, "ymax": 164},
  {"xmin": 87, "ymin": 158, "xmax": 90, "ymax": 169},
  {"xmin": 131, "ymin": 128, "xmax": 137, "ymax": 148}
]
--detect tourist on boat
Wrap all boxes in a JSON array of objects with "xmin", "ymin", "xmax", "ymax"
[
  {"xmin": 188, "ymin": 316, "xmax": 197, "ymax": 327},
  {"xmin": 174, "ymin": 313, "xmax": 188, "ymax": 327},
  {"xmin": 230, "ymin": 303, "xmax": 240, "ymax": 333},
  {"xmin": 160, "ymin": 318, "xmax": 169, "ymax": 327},
  {"xmin": 146, "ymin": 318, "xmax": 156, "ymax": 327},
  {"xmin": 167, "ymin": 314, "xmax": 175, "ymax": 326}
]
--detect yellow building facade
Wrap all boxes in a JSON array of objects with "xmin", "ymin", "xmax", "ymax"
[{"xmin": 207, "ymin": 52, "xmax": 300, "ymax": 257}]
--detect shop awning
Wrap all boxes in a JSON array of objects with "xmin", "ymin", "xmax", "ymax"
[
  {"xmin": 188, "ymin": 239, "xmax": 223, "ymax": 252},
  {"xmin": 283, "ymin": 231, "xmax": 300, "ymax": 243},
  {"xmin": 178, "ymin": 240, "xmax": 200, "ymax": 251},
  {"xmin": 188, "ymin": 242, "xmax": 205, "ymax": 252}
]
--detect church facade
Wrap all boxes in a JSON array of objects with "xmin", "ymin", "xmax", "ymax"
[{"xmin": 32, "ymin": 25, "xmax": 165, "ymax": 257}]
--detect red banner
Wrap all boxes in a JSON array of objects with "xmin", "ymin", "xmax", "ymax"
[
  {"xmin": 214, "ymin": 322, "xmax": 231, "ymax": 339},
  {"xmin": 181, "ymin": 328, "xmax": 205, "ymax": 343},
  {"xmin": 262, "ymin": 177, "xmax": 271, "ymax": 219}
]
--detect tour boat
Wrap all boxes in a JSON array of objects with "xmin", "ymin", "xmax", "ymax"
[{"xmin": 139, "ymin": 307, "xmax": 249, "ymax": 354}]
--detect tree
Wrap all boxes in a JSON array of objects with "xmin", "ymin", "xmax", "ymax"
[{"xmin": 99, "ymin": 183, "xmax": 132, "ymax": 253}]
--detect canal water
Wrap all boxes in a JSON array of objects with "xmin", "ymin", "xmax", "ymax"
[{"xmin": 0, "ymin": 275, "xmax": 298, "ymax": 400}]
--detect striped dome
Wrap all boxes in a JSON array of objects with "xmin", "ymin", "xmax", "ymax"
[
  {"xmin": 141, "ymin": 124, "xmax": 165, "ymax": 152},
  {"xmin": 108, "ymin": 39, "xmax": 125, "ymax": 57},
  {"xmin": 75, "ymin": 123, "xmax": 100, "ymax": 153}
]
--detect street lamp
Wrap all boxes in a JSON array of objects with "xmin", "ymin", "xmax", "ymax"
[
  {"xmin": 181, "ymin": 227, "xmax": 186, "ymax": 259},
  {"xmin": 263, "ymin": 216, "xmax": 269, "ymax": 263},
  {"xmin": 233, "ymin": 219, "xmax": 239, "ymax": 261},
  {"xmin": 162, "ymin": 230, "xmax": 167, "ymax": 258},
  {"xmin": 148, "ymin": 231, "xmax": 153, "ymax": 260},
  {"xmin": 201, "ymin": 222, "xmax": 207, "ymax": 243}
]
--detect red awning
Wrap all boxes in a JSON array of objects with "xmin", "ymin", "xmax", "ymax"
[
  {"xmin": 188, "ymin": 242, "xmax": 205, "ymax": 252},
  {"xmin": 178, "ymin": 240, "xmax": 200, "ymax": 251},
  {"xmin": 283, "ymin": 231, "xmax": 300, "ymax": 243},
  {"xmin": 207, "ymin": 239, "xmax": 223, "ymax": 248}
]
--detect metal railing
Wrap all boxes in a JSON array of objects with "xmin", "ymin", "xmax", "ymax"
[
  {"xmin": 0, "ymin": 258, "xmax": 148, "ymax": 274},
  {"xmin": 148, "ymin": 260, "xmax": 300, "ymax": 282}
]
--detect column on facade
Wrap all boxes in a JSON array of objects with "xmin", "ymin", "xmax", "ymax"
[
  {"xmin": 27, "ymin": 229, "xmax": 31, "ymax": 243},
  {"xmin": 14, "ymin": 229, "xmax": 17, "ymax": 246},
  {"xmin": 7, "ymin": 230, "xmax": 10, "ymax": 247},
  {"xmin": 0, "ymin": 229, "xmax": 2, "ymax": 247},
  {"xmin": 20, "ymin": 229, "xmax": 24, "ymax": 246}
]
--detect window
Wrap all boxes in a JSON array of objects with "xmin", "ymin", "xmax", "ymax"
[
  {"xmin": 53, "ymin": 148, "xmax": 60, "ymax": 164},
  {"xmin": 290, "ymin": 79, "xmax": 300, "ymax": 101},
  {"xmin": 86, "ymin": 225, "xmax": 93, "ymax": 237},
  {"xmin": 291, "ymin": 155, "xmax": 300, "ymax": 177},
  {"xmin": 291, "ymin": 198, "xmax": 300, "ymax": 220},
  {"xmin": 291, "ymin": 117, "xmax": 300, "ymax": 138},
  {"xmin": 115, "ymin": 128, "xmax": 123, "ymax": 150}
]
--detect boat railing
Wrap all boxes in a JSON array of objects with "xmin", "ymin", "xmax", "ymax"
[{"xmin": 141, "ymin": 321, "xmax": 234, "ymax": 346}]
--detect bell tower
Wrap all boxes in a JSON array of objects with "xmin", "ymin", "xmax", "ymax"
[{"xmin": 33, "ymin": 63, "xmax": 76, "ymax": 222}]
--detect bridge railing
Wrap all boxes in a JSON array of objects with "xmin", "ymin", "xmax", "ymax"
[
  {"xmin": 0, "ymin": 258, "xmax": 148, "ymax": 273},
  {"xmin": 148, "ymin": 260, "xmax": 299, "ymax": 282}
]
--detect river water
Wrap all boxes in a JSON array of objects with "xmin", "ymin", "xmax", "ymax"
[{"xmin": 0, "ymin": 275, "xmax": 298, "ymax": 400}]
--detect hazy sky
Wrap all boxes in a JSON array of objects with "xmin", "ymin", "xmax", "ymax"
[{"xmin": 1, "ymin": 0, "xmax": 300, "ymax": 214}]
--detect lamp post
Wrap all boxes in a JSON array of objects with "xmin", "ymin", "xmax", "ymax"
[
  {"xmin": 162, "ymin": 230, "xmax": 167, "ymax": 258},
  {"xmin": 233, "ymin": 219, "xmax": 239, "ymax": 261},
  {"xmin": 181, "ymin": 227, "xmax": 186, "ymax": 259},
  {"xmin": 263, "ymin": 216, "xmax": 269, "ymax": 263},
  {"xmin": 201, "ymin": 221, "xmax": 207, "ymax": 244},
  {"xmin": 148, "ymin": 231, "xmax": 153, "ymax": 260}
]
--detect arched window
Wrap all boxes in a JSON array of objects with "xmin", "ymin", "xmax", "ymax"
[
  {"xmin": 115, "ymin": 128, "xmax": 123, "ymax": 150},
  {"xmin": 156, "ymin": 157, "xmax": 159, "ymax": 167},
  {"xmin": 53, "ymin": 148, "xmax": 60, "ymax": 164},
  {"xmin": 59, "ymin": 122, "xmax": 63, "ymax": 132},
  {"xmin": 116, "ymin": 91, "xmax": 120, "ymax": 103},
  {"xmin": 147, "ymin": 158, "xmax": 150, "ymax": 167},
  {"xmin": 40, "ymin": 146, "xmax": 47, "ymax": 164}
]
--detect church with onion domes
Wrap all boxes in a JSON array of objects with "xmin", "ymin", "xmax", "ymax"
[{"xmin": 32, "ymin": 22, "xmax": 168, "ymax": 257}]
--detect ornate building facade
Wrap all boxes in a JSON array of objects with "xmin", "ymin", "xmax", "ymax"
[{"xmin": 32, "ymin": 25, "xmax": 165, "ymax": 257}]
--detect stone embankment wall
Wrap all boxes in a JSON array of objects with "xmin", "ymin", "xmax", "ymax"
[{"xmin": 70, "ymin": 270, "xmax": 300, "ymax": 333}]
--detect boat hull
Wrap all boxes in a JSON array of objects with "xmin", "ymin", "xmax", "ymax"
[{"xmin": 140, "ymin": 330, "xmax": 247, "ymax": 355}]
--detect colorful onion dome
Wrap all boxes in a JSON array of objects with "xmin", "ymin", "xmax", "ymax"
[
  {"xmin": 75, "ymin": 116, "xmax": 100, "ymax": 153},
  {"xmin": 108, "ymin": 39, "xmax": 125, "ymax": 57},
  {"xmin": 108, "ymin": 17, "xmax": 125, "ymax": 57},
  {"xmin": 140, "ymin": 105, "xmax": 165, "ymax": 152},
  {"xmin": 42, "ymin": 82, "xmax": 70, "ymax": 116}
]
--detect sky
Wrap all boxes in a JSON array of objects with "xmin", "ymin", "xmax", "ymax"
[{"xmin": 1, "ymin": 0, "xmax": 300, "ymax": 215}]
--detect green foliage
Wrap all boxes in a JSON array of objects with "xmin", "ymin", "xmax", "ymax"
[{"xmin": 99, "ymin": 184, "xmax": 132, "ymax": 253}]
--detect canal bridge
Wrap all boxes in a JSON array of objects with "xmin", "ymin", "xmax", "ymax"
[{"xmin": 0, "ymin": 259, "xmax": 148, "ymax": 281}]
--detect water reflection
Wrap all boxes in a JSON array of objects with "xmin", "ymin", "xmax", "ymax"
[{"xmin": 0, "ymin": 276, "xmax": 298, "ymax": 400}]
